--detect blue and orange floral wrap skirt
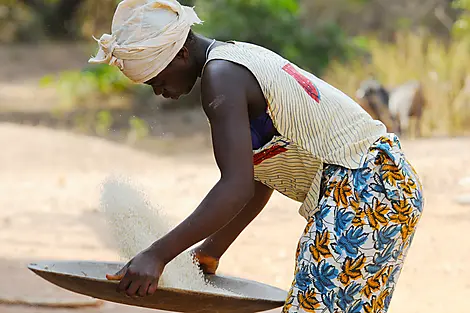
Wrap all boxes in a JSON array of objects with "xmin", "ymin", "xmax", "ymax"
[{"xmin": 283, "ymin": 134, "xmax": 424, "ymax": 313}]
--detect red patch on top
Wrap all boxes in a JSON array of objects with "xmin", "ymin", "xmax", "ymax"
[
  {"xmin": 253, "ymin": 145, "xmax": 288, "ymax": 165},
  {"xmin": 282, "ymin": 63, "xmax": 321, "ymax": 103}
]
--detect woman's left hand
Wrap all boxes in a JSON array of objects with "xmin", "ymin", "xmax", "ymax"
[{"xmin": 106, "ymin": 247, "xmax": 166, "ymax": 297}]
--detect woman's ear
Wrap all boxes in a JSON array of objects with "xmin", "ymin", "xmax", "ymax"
[{"xmin": 175, "ymin": 46, "xmax": 190, "ymax": 61}]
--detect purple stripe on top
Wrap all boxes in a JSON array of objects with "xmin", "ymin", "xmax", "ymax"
[{"xmin": 250, "ymin": 110, "xmax": 278, "ymax": 150}]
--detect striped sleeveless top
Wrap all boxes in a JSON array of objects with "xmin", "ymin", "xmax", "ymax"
[{"xmin": 206, "ymin": 41, "xmax": 387, "ymax": 219}]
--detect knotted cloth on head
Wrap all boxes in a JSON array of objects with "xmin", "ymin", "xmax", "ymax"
[{"xmin": 88, "ymin": 0, "xmax": 202, "ymax": 83}]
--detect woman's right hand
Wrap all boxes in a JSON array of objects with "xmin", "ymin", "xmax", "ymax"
[{"xmin": 192, "ymin": 247, "xmax": 220, "ymax": 275}]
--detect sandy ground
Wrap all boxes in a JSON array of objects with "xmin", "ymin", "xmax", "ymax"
[{"xmin": 0, "ymin": 121, "xmax": 469, "ymax": 313}]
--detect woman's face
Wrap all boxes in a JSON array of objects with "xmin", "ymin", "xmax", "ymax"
[{"xmin": 144, "ymin": 47, "xmax": 199, "ymax": 100}]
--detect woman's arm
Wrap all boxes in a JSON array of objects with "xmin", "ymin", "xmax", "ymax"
[
  {"xmin": 109, "ymin": 60, "xmax": 272, "ymax": 297},
  {"xmin": 151, "ymin": 60, "xmax": 258, "ymax": 263},
  {"xmin": 194, "ymin": 180, "xmax": 273, "ymax": 273}
]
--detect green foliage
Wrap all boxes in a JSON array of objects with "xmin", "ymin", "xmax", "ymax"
[
  {"xmin": 40, "ymin": 62, "xmax": 152, "ymax": 140},
  {"xmin": 453, "ymin": 0, "xmax": 470, "ymax": 37},
  {"xmin": 37, "ymin": 0, "xmax": 361, "ymax": 139},
  {"xmin": 95, "ymin": 110, "xmax": 114, "ymax": 136},
  {"xmin": 195, "ymin": 0, "xmax": 358, "ymax": 74},
  {"xmin": 40, "ymin": 64, "xmax": 135, "ymax": 110},
  {"xmin": 39, "ymin": 0, "xmax": 359, "ymax": 115},
  {"xmin": 81, "ymin": 64, "xmax": 134, "ymax": 94},
  {"xmin": 129, "ymin": 116, "xmax": 150, "ymax": 140}
]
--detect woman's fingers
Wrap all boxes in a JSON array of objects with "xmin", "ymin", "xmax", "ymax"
[
  {"xmin": 137, "ymin": 280, "xmax": 152, "ymax": 297},
  {"xmin": 125, "ymin": 280, "xmax": 142, "ymax": 297},
  {"xmin": 106, "ymin": 272, "xmax": 125, "ymax": 280},
  {"xmin": 147, "ymin": 279, "xmax": 159, "ymax": 296},
  {"xmin": 195, "ymin": 253, "xmax": 219, "ymax": 274},
  {"xmin": 117, "ymin": 272, "xmax": 133, "ymax": 293},
  {"xmin": 106, "ymin": 263, "xmax": 130, "ymax": 281},
  {"xmin": 105, "ymin": 259, "xmax": 161, "ymax": 297}
]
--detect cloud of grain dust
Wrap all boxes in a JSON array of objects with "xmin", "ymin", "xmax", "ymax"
[{"xmin": 99, "ymin": 175, "xmax": 235, "ymax": 295}]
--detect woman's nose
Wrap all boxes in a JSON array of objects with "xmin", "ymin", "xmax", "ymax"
[{"xmin": 153, "ymin": 86, "xmax": 163, "ymax": 96}]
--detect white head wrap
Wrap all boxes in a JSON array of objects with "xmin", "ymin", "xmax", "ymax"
[{"xmin": 88, "ymin": 0, "xmax": 202, "ymax": 83}]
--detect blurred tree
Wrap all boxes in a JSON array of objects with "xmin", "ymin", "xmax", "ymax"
[
  {"xmin": 0, "ymin": 0, "xmax": 120, "ymax": 42},
  {"xmin": 453, "ymin": 0, "xmax": 470, "ymax": 36},
  {"xmin": 195, "ymin": 0, "xmax": 358, "ymax": 74},
  {"xmin": 18, "ymin": 0, "xmax": 85, "ymax": 39},
  {"xmin": 36, "ymin": 0, "xmax": 362, "ymax": 114},
  {"xmin": 179, "ymin": 0, "xmax": 196, "ymax": 5},
  {"xmin": 301, "ymin": 0, "xmax": 460, "ymax": 41},
  {"xmin": 1, "ymin": 0, "xmax": 462, "ymax": 44}
]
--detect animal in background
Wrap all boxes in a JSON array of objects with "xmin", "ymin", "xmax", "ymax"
[
  {"xmin": 355, "ymin": 79, "xmax": 399, "ymax": 133},
  {"xmin": 356, "ymin": 79, "xmax": 427, "ymax": 138},
  {"xmin": 388, "ymin": 80, "xmax": 426, "ymax": 138}
]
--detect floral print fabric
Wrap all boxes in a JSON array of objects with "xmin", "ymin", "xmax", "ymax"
[{"xmin": 283, "ymin": 134, "xmax": 424, "ymax": 313}]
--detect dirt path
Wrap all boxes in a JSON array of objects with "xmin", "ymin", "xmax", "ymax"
[{"xmin": 0, "ymin": 122, "xmax": 469, "ymax": 313}]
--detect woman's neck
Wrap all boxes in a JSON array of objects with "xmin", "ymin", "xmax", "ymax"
[{"xmin": 192, "ymin": 33, "xmax": 217, "ymax": 77}]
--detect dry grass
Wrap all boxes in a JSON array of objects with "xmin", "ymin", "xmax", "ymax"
[{"xmin": 323, "ymin": 32, "xmax": 470, "ymax": 136}]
